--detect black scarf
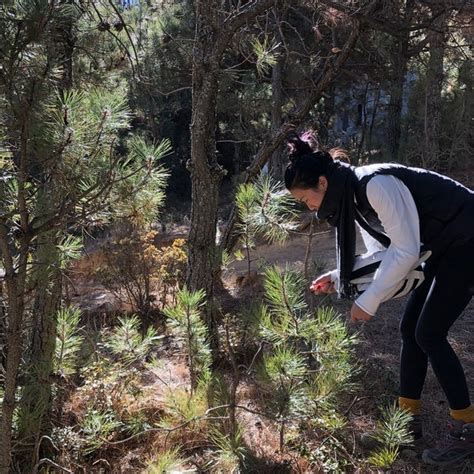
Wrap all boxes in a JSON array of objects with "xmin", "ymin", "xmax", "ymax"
[{"xmin": 317, "ymin": 161, "xmax": 389, "ymax": 299}]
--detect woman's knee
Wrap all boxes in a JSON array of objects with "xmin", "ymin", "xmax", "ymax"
[
  {"xmin": 414, "ymin": 326, "xmax": 446, "ymax": 354},
  {"xmin": 400, "ymin": 316, "xmax": 417, "ymax": 342}
]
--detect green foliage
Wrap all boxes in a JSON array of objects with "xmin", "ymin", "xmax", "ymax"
[
  {"xmin": 210, "ymin": 424, "xmax": 248, "ymax": 472},
  {"xmin": 236, "ymin": 175, "xmax": 297, "ymax": 273},
  {"xmin": 112, "ymin": 136, "xmax": 171, "ymax": 226},
  {"xmin": 367, "ymin": 446, "xmax": 400, "ymax": 469},
  {"xmin": 264, "ymin": 266, "xmax": 306, "ymax": 324},
  {"xmin": 54, "ymin": 306, "xmax": 85, "ymax": 377},
  {"xmin": 236, "ymin": 175, "xmax": 297, "ymax": 245},
  {"xmin": 123, "ymin": 410, "xmax": 152, "ymax": 436},
  {"xmin": 66, "ymin": 351, "xmax": 151, "ymax": 458},
  {"xmin": 251, "ymin": 36, "xmax": 280, "ymax": 76},
  {"xmin": 57, "ymin": 234, "xmax": 83, "ymax": 269},
  {"xmin": 78, "ymin": 359, "xmax": 143, "ymax": 412},
  {"xmin": 254, "ymin": 266, "xmax": 357, "ymax": 451},
  {"xmin": 260, "ymin": 346, "xmax": 309, "ymax": 422},
  {"xmin": 81, "ymin": 408, "xmax": 122, "ymax": 454},
  {"xmin": 159, "ymin": 384, "xmax": 208, "ymax": 431},
  {"xmin": 104, "ymin": 314, "xmax": 163, "ymax": 365},
  {"xmin": 146, "ymin": 447, "xmax": 187, "ymax": 474},
  {"xmin": 304, "ymin": 306, "xmax": 358, "ymax": 407},
  {"xmin": 164, "ymin": 287, "xmax": 212, "ymax": 390},
  {"xmin": 309, "ymin": 436, "xmax": 349, "ymax": 473},
  {"xmin": 372, "ymin": 404, "xmax": 414, "ymax": 447},
  {"xmin": 367, "ymin": 404, "xmax": 414, "ymax": 468}
]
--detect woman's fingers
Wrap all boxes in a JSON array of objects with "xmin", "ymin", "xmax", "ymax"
[
  {"xmin": 310, "ymin": 280, "xmax": 334, "ymax": 294},
  {"xmin": 350, "ymin": 302, "xmax": 372, "ymax": 322}
]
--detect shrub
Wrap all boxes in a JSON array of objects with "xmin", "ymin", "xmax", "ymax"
[{"xmin": 94, "ymin": 231, "xmax": 187, "ymax": 324}]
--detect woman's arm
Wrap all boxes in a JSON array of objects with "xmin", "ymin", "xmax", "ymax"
[{"xmin": 355, "ymin": 175, "xmax": 421, "ymax": 316}]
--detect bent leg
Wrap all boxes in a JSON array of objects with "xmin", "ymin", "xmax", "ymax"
[
  {"xmin": 399, "ymin": 272, "xmax": 434, "ymax": 401},
  {"xmin": 415, "ymin": 242, "xmax": 474, "ymax": 410}
]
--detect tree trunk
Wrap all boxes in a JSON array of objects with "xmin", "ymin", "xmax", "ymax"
[
  {"xmin": 15, "ymin": 9, "xmax": 74, "ymax": 464},
  {"xmin": 386, "ymin": 0, "xmax": 414, "ymax": 162},
  {"xmin": 17, "ymin": 189, "xmax": 61, "ymax": 468},
  {"xmin": 0, "ymin": 237, "xmax": 29, "ymax": 474},
  {"xmin": 186, "ymin": 0, "xmax": 275, "ymax": 350},
  {"xmin": 423, "ymin": 17, "xmax": 446, "ymax": 169},
  {"xmin": 187, "ymin": 1, "xmax": 225, "ymax": 349},
  {"xmin": 268, "ymin": 6, "xmax": 286, "ymax": 180},
  {"xmin": 387, "ymin": 42, "xmax": 408, "ymax": 162}
]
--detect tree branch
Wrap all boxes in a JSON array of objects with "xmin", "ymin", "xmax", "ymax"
[{"xmin": 219, "ymin": 19, "xmax": 360, "ymax": 253}]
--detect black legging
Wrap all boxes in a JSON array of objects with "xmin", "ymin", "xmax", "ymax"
[{"xmin": 399, "ymin": 238, "xmax": 474, "ymax": 410}]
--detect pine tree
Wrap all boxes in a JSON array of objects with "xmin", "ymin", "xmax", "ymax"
[
  {"xmin": 164, "ymin": 287, "xmax": 212, "ymax": 392},
  {"xmin": 0, "ymin": 2, "xmax": 170, "ymax": 468},
  {"xmin": 257, "ymin": 266, "xmax": 357, "ymax": 452}
]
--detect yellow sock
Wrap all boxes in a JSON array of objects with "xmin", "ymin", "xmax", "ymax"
[
  {"xmin": 399, "ymin": 396, "xmax": 422, "ymax": 416},
  {"xmin": 450, "ymin": 405, "xmax": 474, "ymax": 423}
]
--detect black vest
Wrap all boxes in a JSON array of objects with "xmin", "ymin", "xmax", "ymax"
[{"xmin": 352, "ymin": 164, "xmax": 474, "ymax": 256}]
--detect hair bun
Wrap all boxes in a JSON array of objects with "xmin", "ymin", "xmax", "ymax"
[{"xmin": 285, "ymin": 131, "xmax": 314, "ymax": 160}]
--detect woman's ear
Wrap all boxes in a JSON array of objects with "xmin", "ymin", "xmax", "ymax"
[{"xmin": 318, "ymin": 176, "xmax": 328, "ymax": 192}]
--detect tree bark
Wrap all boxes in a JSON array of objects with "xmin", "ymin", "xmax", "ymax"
[
  {"xmin": 268, "ymin": 6, "xmax": 286, "ymax": 181},
  {"xmin": 423, "ymin": 14, "xmax": 447, "ymax": 169},
  {"xmin": 387, "ymin": 0, "xmax": 414, "ymax": 162},
  {"xmin": 15, "ymin": 9, "xmax": 75, "ymax": 466},
  {"xmin": 186, "ymin": 0, "xmax": 274, "ymax": 349},
  {"xmin": 0, "ymin": 233, "xmax": 29, "ymax": 474},
  {"xmin": 17, "ymin": 189, "xmax": 62, "ymax": 468},
  {"xmin": 187, "ymin": 0, "xmax": 224, "ymax": 349}
]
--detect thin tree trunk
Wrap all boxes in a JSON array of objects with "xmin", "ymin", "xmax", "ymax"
[
  {"xmin": 448, "ymin": 44, "xmax": 472, "ymax": 169},
  {"xmin": 423, "ymin": 17, "xmax": 446, "ymax": 169},
  {"xmin": 15, "ymin": 9, "xmax": 75, "ymax": 464},
  {"xmin": 268, "ymin": 5, "xmax": 286, "ymax": 180},
  {"xmin": 17, "ymin": 189, "xmax": 61, "ymax": 468},
  {"xmin": 0, "ymin": 235, "xmax": 29, "ymax": 474},
  {"xmin": 0, "ymin": 90, "xmax": 33, "ymax": 472},
  {"xmin": 357, "ymin": 81, "xmax": 369, "ymax": 160},
  {"xmin": 387, "ymin": 40, "xmax": 408, "ymax": 162},
  {"xmin": 304, "ymin": 216, "xmax": 316, "ymax": 311},
  {"xmin": 367, "ymin": 87, "xmax": 380, "ymax": 151},
  {"xmin": 386, "ymin": 0, "xmax": 414, "ymax": 162}
]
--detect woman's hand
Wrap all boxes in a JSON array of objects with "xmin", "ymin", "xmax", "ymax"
[
  {"xmin": 310, "ymin": 272, "xmax": 336, "ymax": 295},
  {"xmin": 350, "ymin": 303, "xmax": 373, "ymax": 322}
]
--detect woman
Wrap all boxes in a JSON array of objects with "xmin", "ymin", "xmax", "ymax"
[{"xmin": 284, "ymin": 132, "xmax": 474, "ymax": 466}]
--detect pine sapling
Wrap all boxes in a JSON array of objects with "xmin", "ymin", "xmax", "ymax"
[
  {"xmin": 367, "ymin": 403, "xmax": 414, "ymax": 469},
  {"xmin": 255, "ymin": 266, "xmax": 357, "ymax": 452},
  {"xmin": 164, "ymin": 287, "xmax": 211, "ymax": 392}
]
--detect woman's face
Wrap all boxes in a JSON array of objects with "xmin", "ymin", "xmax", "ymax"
[{"xmin": 290, "ymin": 176, "xmax": 328, "ymax": 211}]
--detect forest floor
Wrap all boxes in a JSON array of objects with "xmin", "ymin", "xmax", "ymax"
[{"xmin": 69, "ymin": 222, "xmax": 474, "ymax": 473}]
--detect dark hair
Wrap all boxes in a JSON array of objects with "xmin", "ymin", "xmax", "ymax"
[{"xmin": 284, "ymin": 131, "xmax": 334, "ymax": 190}]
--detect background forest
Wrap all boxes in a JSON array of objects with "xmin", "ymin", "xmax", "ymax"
[{"xmin": 0, "ymin": 0, "xmax": 472, "ymax": 472}]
